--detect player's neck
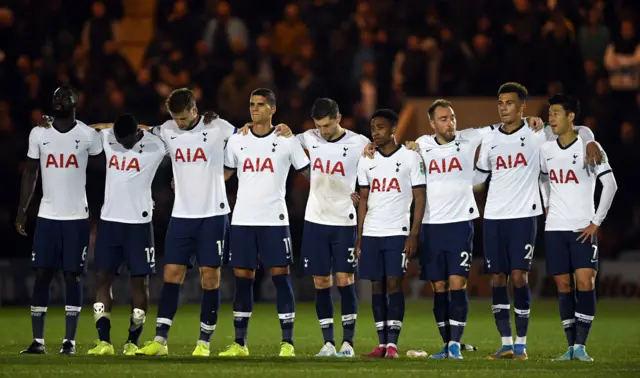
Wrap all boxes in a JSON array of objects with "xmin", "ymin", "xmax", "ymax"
[
  {"xmin": 52, "ymin": 117, "xmax": 77, "ymax": 133},
  {"xmin": 377, "ymin": 140, "xmax": 398, "ymax": 155},
  {"xmin": 558, "ymin": 127, "xmax": 578, "ymax": 147},
  {"xmin": 502, "ymin": 118, "xmax": 524, "ymax": 133},
  {"xmin": 328, "ymin": 126, "xmax": 346, "ymax": 142},
  {"xmin": 252, "ymin": 122, "xmax": 273, "ymax": 136},
  {"xmin": 435, "ymin": 133, "xmax": 454, "ymax": 145}
]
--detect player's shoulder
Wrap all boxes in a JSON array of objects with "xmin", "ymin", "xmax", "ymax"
[
  {"xmin": 343, "ymin": 129, "xmax": 369, "ymax": 145},
  {"xmin": 400, "ymin": 145, "xmax": 422, "ymax": 160},
  {"xmin": 142, "ymin": 129, "xmax": 163, "ymax": 143},
  {"xmin": 29, "ymin": 125, "xmax": 45, "ymax": 139},
  {"xmin": 75, "ymin": 120, "xmax": 100, "ymax": 138},
  {"xmin": 416, "ymin": 134, "xmax": 436, "ymax": 148}
]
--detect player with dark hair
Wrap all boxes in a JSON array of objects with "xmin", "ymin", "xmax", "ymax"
[
  {"xmin": 87, "ymin": 114, "xmax": 167, "ymax": 356},
  {"xmin": 356, "ymin": 109, "xmax": 426, "ymax": 359},
  {"xmin": 474, "ymin": 83, "xmax": 602, "ymax": 360},
  {"xmin": 17, "ymin": 85, "xmax": 103, "ymax": 355},
  {"xmin": 540, "ymin": 94, "xmax": 617, "ymax": 362},
  {"xmin": 219, "ymin": 88, "xmax": 309, "ymax": 357}
]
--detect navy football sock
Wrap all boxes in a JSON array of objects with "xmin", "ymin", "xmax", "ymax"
[
  {"xmin": 273, "ymin": 274, "xmax": 295, "ymax": 345},
  {"xmin": 155, "ymin": 282, "xmax": 181, "ymax": 342},
  {"xmin": 199, "ymin": 288, "xmax": 220, "ymax": 343},
  {"xmin": 233, "ymin": 277, "xmax": 254, "ymax": 346},
  {"xmin": 338, "ymin": 284, "xmax": 357, "ymax": 345},
  {"xmin": 315, "ymin": 288, "xmax": 334, "ymax": 345}
]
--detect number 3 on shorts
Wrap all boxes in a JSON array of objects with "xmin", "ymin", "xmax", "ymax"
[{"xmin": 347, "ymin": 248, "xmax": 356, "ymax": 264}]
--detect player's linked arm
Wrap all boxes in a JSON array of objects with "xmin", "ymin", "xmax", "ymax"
[
  {"xmin": 407, "ymin": 185, "xmax": 426, "ymax": 258},
  {"xmin": 15, "ymin": 158, "xmax": 39, "ymax": 236},
  {"xmin": 354, "ymin": 186, "xmax": 369, "ymax": 260}
]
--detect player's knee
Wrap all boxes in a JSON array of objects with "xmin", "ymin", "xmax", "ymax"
[
  {"xmin": 335, "ymin": 273, "xmax": 354, "ymax": 287},
  {"xmin": 386, "ymin": 277, "xmax": 402, "ymax": 293},
  {"xmin": 234, "ymin": 268, "xmax": 255, "ymax": 279},
  {"xmin": 95, "ymin": 272, "xmax": 114, "ymax": 289},
  {"xmin": 313, "ymin": 275, "xmax": 332, "ymax": 289},
  {"xmin": 553, "ymin": 274, "xmax": 572, "ymax": 292},
  {"xmin": 270, "ymin": 266, "xmax": 290, "ymax": 276},
  {"xmin": 371, "ymin": 281, "xmax": 385, "ymax": 295},
  {"xmin": 34, "ymin": 268, "xmax": 55, "ymax": 284},
  {"xmin": 448, "ymin": 276, "xmax": 467, "ymax": 291},
  {"xmin": 510, "ymin": 270, "xmax": 528, "ymax": 287},
  {"xmin": 200, "ymin": 267, "xmax": 220, "ymax": 290},
  {"xmin": 63, "ymin": 271, "xmax": 81, "ymax": 283},
  {"xmin": 491, "ymin": 273, "xmax": 508, "ymax": 286},
  {"xmin": 431, "ymin": 280, "xmax": 447, "ymax": 292},
  {"xmin": 163, "ymin": 264, "xmax": 186, "ymax": 284},
  {"xmin": 575, "ymin": 270, "xmax": 596, "ymax": 291}
]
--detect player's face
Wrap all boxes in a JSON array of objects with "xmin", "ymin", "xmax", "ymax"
[
  {"xmin": 171, "ymin": 106, "xmax": 199, "ymax": 129},
  {"xmin": 52, "ymin": 86, "xmax": 78, "ymax": 117},
  {"xmin": 430, "ymin": 106, "xmax": 456, "ymax": 141},
  {"xmin": 497, "ymin": 93, "xmax": 524, "ymax": 124},
  {"xmin": 370, "ymin": 117, "xmax": 395, "ymax": 146},
  {"xmin": 548, "ymin": 104, "xmax": 574, "ymax": 135},
  {"xmin": 313, "ymin": 114, "xmax": 342, "ymax": 141},
  {"xmin": 249, "ymin": 95, "xmax": 275, "ymax": 124},
  {"xmin": 115, "ymin": 130, "xmax": 139, "ymax": 149}
]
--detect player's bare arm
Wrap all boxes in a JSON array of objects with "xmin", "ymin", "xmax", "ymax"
[
  {"xmin": 15, "ymin": 158, "xmax": 39, "ymax": 236},
  {"xmin": 406, "ymin": 185, "xmax": 426, "ymax": 258},
  {"xmin": 224, "ymin": 167, "xmax": 236, "ymax": 181},
  {"xmin": 354, "ymin": 186, "xmax": 370, "ymax": 260}
]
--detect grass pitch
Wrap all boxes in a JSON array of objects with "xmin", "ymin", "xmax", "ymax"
[{"xmin": 1, "ymin": 300, "xmax": 639, "ymax": 377}]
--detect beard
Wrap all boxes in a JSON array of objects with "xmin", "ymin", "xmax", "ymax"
[{"xmin": 52, "ymin": 108, "xmax": 73, "ymax": 118}]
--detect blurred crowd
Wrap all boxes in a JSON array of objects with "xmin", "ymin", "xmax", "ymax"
[{"xmin": 0, "ymin": 0, "xmax": 639, "ymax": 259}]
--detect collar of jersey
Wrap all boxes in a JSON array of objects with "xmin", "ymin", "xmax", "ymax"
[
  {"xmin": 326, "ymin": 130, "xmax": 347, "ymax": 143},
  {"xmin": 433, "ymin": 134, "xmax": 456, "ymax": 146},
  {"xmin": 250, "ymin": 127, "xmax": 276, "ymax": 138},
  {"xmin": 498, "ymin": 120, "xmax": 526, "ymax": 135},
  {"xmin": 556, "ymin": 136, "xmax": 578, "ymax": 150},
  {"xmin": 376, "ymin": 144, "xmax": 402, "ymax": 158}
]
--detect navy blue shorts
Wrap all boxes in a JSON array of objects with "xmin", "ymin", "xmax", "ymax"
[
  {"xmin": 301, "ymin": 221, "xmax": 357, "ymax": 276},
  {"xmin": 32, "ymin": 217, "xmax": 90, "ymax": 274},
  {"xmin": 483, "ymin": 217, "xmax": 538, "ymax": 274},
  {"xmin": 94, "ymin": 220, "xmax": 156, "ymax": 276},
  {"xmin": 420, "ymin": 221, "xmax": 474, "ymax": 281},
  {"xmin": 545, "ymin": 231, "xmax": 599, "ymax": 276},
  {"xmin": 230, "ymin": 225, "xmax": 293, "ymax": 269},
  {"xmin": 164, "ymin": 215, "xmax": 230, "ymax": 267},
  {"xmin": 359, "ymin": 235, "xmax": 407, "ymax": 281}
]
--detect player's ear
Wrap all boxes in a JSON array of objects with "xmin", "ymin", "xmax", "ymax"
[
  {"xmin": 192, "ymin": 106, "xmax": 198, "ymax": 116},
  {"xmin": 568, "ymin": 111, "xmax": 575, "ymax": 124},
  {"xmin": 336, "ymin": 113, "xmax": 342, "ymax": 124},
  {"xmin": 270, "ymin": 105, "xmax": 276, "ymax": 116}
]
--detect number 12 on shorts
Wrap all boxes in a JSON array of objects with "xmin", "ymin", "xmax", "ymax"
[{"xmin": 145, "ymin": 247, "xmax": 155, "ymax": 265}]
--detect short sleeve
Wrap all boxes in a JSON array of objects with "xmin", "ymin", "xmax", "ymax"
[
  {"xmin": 151, "ymin": 121, "xmax": 170, "ymax": 139},
  {"xmin": 410, "ymin": 151, "xmax": 426, "ymax": 188},
  {"xmin": 288, "ymin": 137, "xmax": 310, "ymax": 171},
  {"xmin": 27, "ymin": 128, "xmax": 41, "ymax": 159},
  {"xmin": 460, "ymin": 125, "xmax": 494, "ymax": 147},
  {"xmin": 219, "ymin": 118, "xmax": 237, "ymax": 141},
  {"xmin": 475, "ymin": 138, "xmax": 492, "ymax": 173},
  {"xmin": 296, "ymin": 132, "xmax": 307, "ymax": 149},
  {"xmin": 540, "ymin": 147, "xmax": 549, "ymax": 175},
  {"xmin": 357, "ymin": 157, "xmax": 369, "ymax": 187},
  {"xmin": 88, "ymin": 129, "xmax": 103, "ymax": 155},
  {"xmin": 224, "ymin": 137, "xmax": 238, "ymax": 169}
]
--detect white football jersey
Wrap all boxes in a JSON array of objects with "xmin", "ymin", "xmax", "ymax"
[
  {"xmin": 476, "ymin": 122, "xmax": 547, "ymax": 219},
  {"xmin": 417, "ymin": 126, "xmax": 493, "ymax": 224},
  {"xmin": 152, "ymin": 116, "xmax": 235, "ymax": 218},
  {"xmin": 357, "ymin": 145, "xmax": 426, "ymax": 237},
  {"xmin": 99, "ymin": 129, "xmax": 167, "ymax": 223},
  {"xmin": 225, "ymin": 128, "xmax": 310, "ymax": 226},
  {"xmin": 541, "ymin": 139, "xmax": 612, "ymax": 231},
  {"xmin": 297, "ymin": 129, "xmax": 370, "ymax": 226},
  {"xmin": 27, "ymin": 121, "xmax": 103, "ymax": 220}
]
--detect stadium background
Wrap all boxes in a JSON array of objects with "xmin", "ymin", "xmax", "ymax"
[{"xmin": 0, "ymin": 0, "xmax": 639, "ymax": 306}]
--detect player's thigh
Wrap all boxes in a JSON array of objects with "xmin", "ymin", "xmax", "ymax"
[
  {"xmin": 300, "ymin": 221, "xmax": 331, "ymax": 276},
  {"xmin": 359, "ymin": 236, "xmax": 385, "ymax": 281},
  {"xmin": 419, "ymin": 224, "xmax": 446, "ymax": 282},
  {"xmin": 383, "ymin": 236, "xmax": 408, "ymax": 278},
  {"xmin": 195, "ymin": 215, "xmax": 229, "ymax": 268},
  {"xmin": 123, "ymin": 222, "xmax": 157, "ymax": 277},
  {"xmin": 229, "ymin": 225, "xmax": 259, "ymax": 269},
  {"xmin": 164, "ymin": 217, "xmax": 197, "ymax": 266},
  {"xmin": 32, "ymin": 217, "xmax": 62, "ymax": 270},
  {"xmin": 258, "ymin": 226, "xmax": 293, "ymax": 268},
  {"xmin": 61, "ymin": 218, "xmax": 90, "ymax": 274},
  {"xmin": 544, "ymin": 231, "xmax": 572, "ymax": 276},
  {"xmin": 569, "ymin": 232, "xmax": 599, "ymax": 273},
  {"xmin": 483, "ymin": 219, "xmax": 508, "ymax": 274},
  {"xmin": 330, "ymin": 225, "xmax": 357, "ymax": 274},
  {"xmin": 445, "ymin": 221, "xmax": 474, "ymax": 278},
  {"xmin": 507, "ymin": 216, "xmax": 538, "ymax": 272},
  {"xmin": 94, "ymin": 220, "xmax": 125, "ymax": 275}
]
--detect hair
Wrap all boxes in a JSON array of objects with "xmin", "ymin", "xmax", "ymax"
[
  {"xmin": 548, "ymin": 94, "xmax": 581, "ymax": 118},
  {"xmin": 497, "ymin": 82, "xmax": 528, "ymax": 101},
  {"xmin": 114, "ymin": 114, "xmax": 138, "ymax": 137},
  {"xmin": 371, "ymin": 108, "xmax": 399, "ymax": 126},
  {"xmin": 427, "ymin": 99, "xmax": 453, "ymax": 119},
  {"xmin": 311, "ymin": 98, "xmax": 340, "ymax": 120},
  {"xmin": 250, "ymin": 88, "xmax": 276, "ymax": 107},
  {"xmin": 166, "ymin": 88, "xmax": 196, "ymax": 114}
]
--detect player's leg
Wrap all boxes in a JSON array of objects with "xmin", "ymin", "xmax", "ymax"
[
  {"xmin": 332, "ymin": 225, "xmax": 358, "ymax": 357},
  {"xmin": 359, "ymin": 237, "xmax": 387, "ymax": 358},
  {"xmin": 485, "ymin": 219, "xmax": 514, "ymax": 359},
  {"xmin": 261, "ymin": 226, "xmax": 296, "ymax": 357},
  {"xmin": 546, "ymin": 231, "xmax": 575, "ymax": 361},
  {"xmin": 508, "ymin": 217, "xmax": 537, "ymax": 360},
  {"xmin": 21, "ymin": 218, "xmax": 59, "ymax": 354},
  {"xmin": 301, "ymin": 222, "xmax": 336, "ymax": 355},
  {"xmin": 383, "ymin": 236, "xmax": 408, "ymax": 359},
  {"xmin": 126, "ymin": 276, "xmax": 149, "ymax": 355},
  {"xmin": 571, "ymin": 234, "xmax": 598, "ymax": 362},
  {"xmin": 61, "ymin": 218, "xmax": 90, "ymax": 355},
  {"xmin": 192, "ymin": 215, "xmax": 228, "ymax": 356},
  {"xmin": 218, "ymin": 225, "xmax": 258, "ymax": 357}
]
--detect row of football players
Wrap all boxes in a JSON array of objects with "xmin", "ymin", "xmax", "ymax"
[{"xmin": 17, "ymin": 83, "xmax": 615, "ymax": 362}]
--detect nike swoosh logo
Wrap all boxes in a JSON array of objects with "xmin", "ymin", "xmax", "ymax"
[
  {"xmin": 109, "ymin": 142, "xmax": 115, "ymax": 145},
  {"xmin": 491, "ymin": 145, "xmax": 498, "ymax": 149},
  {"xmin": 170, "ymin": 136, "xmax": 177, "ymax": 139},
  {"xmin": 312, "ymin": 146, "xmax": 319, "ymax": 148},
  {"xmin": 369, "ymin": 166, "xmax": 376, "ymax": 170},
  {"xmin": 43, "ymin": 142, "xmax": 49, "ymax": 145},
  {"xmin": 547, "ymin": 158, "xmax": 553, "ymax": 161},
  {"xmin": 426, "ymin": 149, "xmax": 433, "ymax": 152}
]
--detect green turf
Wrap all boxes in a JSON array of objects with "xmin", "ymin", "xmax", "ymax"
[{"xmin": 1, "ymin": 300, "xmax": 639, "ymax": 377}]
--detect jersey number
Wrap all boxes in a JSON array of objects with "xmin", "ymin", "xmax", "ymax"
[
  {"xmin": 217, "ymin": 240, "xmax": 225, "ymax": 256},
  {"xmin": 347, "ymin": 248, "xmax": 356, "ymax": 263},
  {"xmin": 81, "ymin": 246, "xmax": 88, "ymax": 266},
  {"xmin": 460, "ymin": 251, "xmax": 471, "ymax": 268},
  {"xmin": 591, "ymin": 245, "xmax": 598, "ymax": 262},
  {"xmin": 401, "ymin": 252, "xmax": 407, "ymax": 271},
  {"xmin": 145, "ymin": 247, "xmax": 156, "ymax": 264},
  {"xmin": 283, "ymin": 237, "xmax": 292, "ymax": 259},
  {"xmin": 524, "ymin": 244, "xmax": 535, "ymax": 260}
]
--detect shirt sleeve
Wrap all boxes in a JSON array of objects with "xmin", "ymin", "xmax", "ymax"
[
  {"xmin": 410, "ymin": 151, "xmax": 427, "ymax": 188},
  {"xmin": 224, "ymin": 137, "xmax": 237, "ymax": 169},
  {"xmin": 288, "ymin": 137, "xmax": 310, "ymax": 171},
  {"xmin": 27, "ymin": 128, "xmax": 41, "ymax": 159},
  {"xmin": 459, "ymin": 125, "xmax": 495, "ymax": 143},
  {"xmin": 357, "ymin": 157, "xmax": 369, "ymax": 187},
  {"xmin": 540, "ymin": 147, "xmax": 549, "ymax": 175},
  {"xmin": 593, "ymin": 144, "xmax": 613, "ymax": 177},
  {"xmin": 219, "ymin": 118, "xmax": 237, "ymax": 141},
  {"xmin": 475, "ymin": 138, "xmax": 492, "ymax": 173},
  {"xmin": 88, "ymin": 128, "xmax": 103, "ymax": 155}
]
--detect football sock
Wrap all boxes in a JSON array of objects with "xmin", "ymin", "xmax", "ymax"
[
  {"xmin": 273, "ymin": 274, "xmax": 295, "ymax": 345},
  {"xmin": 433, "ymin": 291, "xmax": 450, "ymax": 344},
  {"xmin": 387, "ymin": 291, "xmax": 405, "ymax": 346},
  {"xmin": 575, "ymin": 289, "xmax": 596, "ymax": 346},
  {"xmin": 30, "ymin": 277, "xmax": 50, "ymax": 343},
  {"xmin": 558, "ymin": 291, "xmax": 576, "ymax": 347},
  {"xmin": 64, "ymin": 275, "xmax": 82, "ymax": 342},
  {"xmin": 492, "ymin": 286, "xmax": 513, "ymax": 344},
  {"xmin": 514, "ymin": 285, "xmax": 531, "ymax": 345},
  {"xmin": 199, "ymin": 288, "xmax": 220, "ymax": 343},
  {"xmin": 338, "ymin": 284, "xmax": 357, "ymax": 345},
  {"xmin": 449, "ymin": 289, "xmax": 468, "ymax": 343},
  {"xmin": 315, "ymin": 287, "xmax": 334, "ymax": 345},
  {"xmin": 372, "ymin": 292, "xmax": 388, "ymax": 345},
  {"xmin": 233, "ymin": 277, "xmax": 253, "ymax": 346},
  {"xmin": 155, "ymin": 282, "xmax": 180, "ymax": 342}
]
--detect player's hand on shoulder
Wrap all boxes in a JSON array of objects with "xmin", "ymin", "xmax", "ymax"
[
  {"xmin": 275, "ymin": 123, "xmax": 293, "ymax": 138},
  {"xmin": 404, "ymin": 234, "xmax": 419, "ymax": 258},
  {"xmin": 15, "ymin": 210, "xmax": 27, "ymax": 236},
  {"xmin": 350, "ymin": 192, "xmax": 360, "ymax": 206},
  {"xmin": 585, "ymin": 142, "xmax": 603, "ymax": 166},
  {"xmin": 35, "ymin": 115, "xmax": 53, "ymax": 129},
  {"xmin": 238, "ymin": 122, "xmax": 253, "ymax": 135},
  {"xmin": 202, "ymin": 111, "xmax": 219, "ymax": 124},
  {"xmin": 362, "ymin": 142, "xmax": 376, "ymax": 158},
  {"xmin": 404, "ymin": 141, "xmax": 418, "ymax": 151},
  {"xmin": 525, "ymin": 117, "xmax": 544, "ymax": 131}
]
